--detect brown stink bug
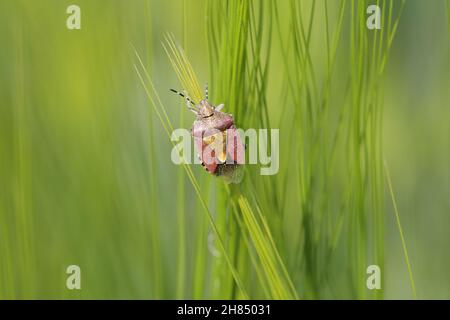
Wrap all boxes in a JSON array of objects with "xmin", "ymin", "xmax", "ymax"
[{"xmin": 170, "ymin": 84, "xmax": 245, "ymax": 184}]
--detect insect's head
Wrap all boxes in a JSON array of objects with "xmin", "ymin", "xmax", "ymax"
[
  {"xmin": 198, "ymin": 100, "xmax": 214, "ymax": 118},
  {"xmin": 170, "ymin": 84, "xmax": 219, "ymax": 118}
]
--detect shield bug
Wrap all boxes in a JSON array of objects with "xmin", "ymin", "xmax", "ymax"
[{"xmin": 170, "ymin": 85, "xmax": 245, "ymax": 184}]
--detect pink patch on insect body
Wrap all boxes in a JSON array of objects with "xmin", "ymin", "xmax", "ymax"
[{"xmin": 225, "ymin": 126, "xmax": 245, "ymax": 165}]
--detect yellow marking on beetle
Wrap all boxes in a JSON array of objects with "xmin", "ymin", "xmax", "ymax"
[{"xmin": 203, "ymin": 131, "xmax": 227, "ymax": 163}]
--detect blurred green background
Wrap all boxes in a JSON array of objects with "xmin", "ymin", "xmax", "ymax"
[{"xmin": 0, "ymin": 0, "xmax": 449, "ymax": 299}]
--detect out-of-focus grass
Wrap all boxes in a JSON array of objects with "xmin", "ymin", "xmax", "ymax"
[
  {"xmin": 385, "ymin": 162, "xmax": 417, "ymax": 299},
  {"xmin": 447, "ymin": 1, "xmax": 450, "ymax": 35},
  {"xmin": 0, "ymin": 0, "xmax": 164, "ymax": 298},
  {"xmin": 1, "ymin": 0, "xmax": 450, "ymax": 299}
]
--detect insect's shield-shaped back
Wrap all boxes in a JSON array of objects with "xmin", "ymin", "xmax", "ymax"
[{"xmin": 193, "ymin": 128, "xmax": 245, "ymax": 168}]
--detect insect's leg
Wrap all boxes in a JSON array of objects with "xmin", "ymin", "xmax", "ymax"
[
  {"xmin": 215, "ymin": 104, "xmax": 224, "ymax": 112},
  {"xmin": 187, "ymin": 107, "xmax": 198, "ymax": 114},
  {"xmin": 205, "ymin": 83, "xmax": 208, "ymax": 101},
  {"xmin": 184, "ymin": 91, "xmax": 195, "ymax": 112}
]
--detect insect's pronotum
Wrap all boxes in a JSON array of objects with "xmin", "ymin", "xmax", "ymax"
[{"xmin": 170, "ymin": 84, "xmax": 244, "ymax": 184}]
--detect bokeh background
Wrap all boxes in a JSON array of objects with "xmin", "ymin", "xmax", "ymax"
[{"xmin": 0, "ymin": 0, "xmax": 449, "ymax": 299}]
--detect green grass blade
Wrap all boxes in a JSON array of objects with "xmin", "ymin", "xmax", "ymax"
[{"xmin": 384, "ymin": 161, "xmax": 417, "ymax": 299}]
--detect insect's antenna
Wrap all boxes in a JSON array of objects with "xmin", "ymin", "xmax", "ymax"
[
  {"xmin": 169, "ymin": 88, "xmax": 196, "ymax": 107},
  {"xmin": 205, "ymin": 83, "xmax": 208, "ymax": 101},
  {"xmin": 170, "ymin": 89, "xmax": 198, "ymax": 114}
]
